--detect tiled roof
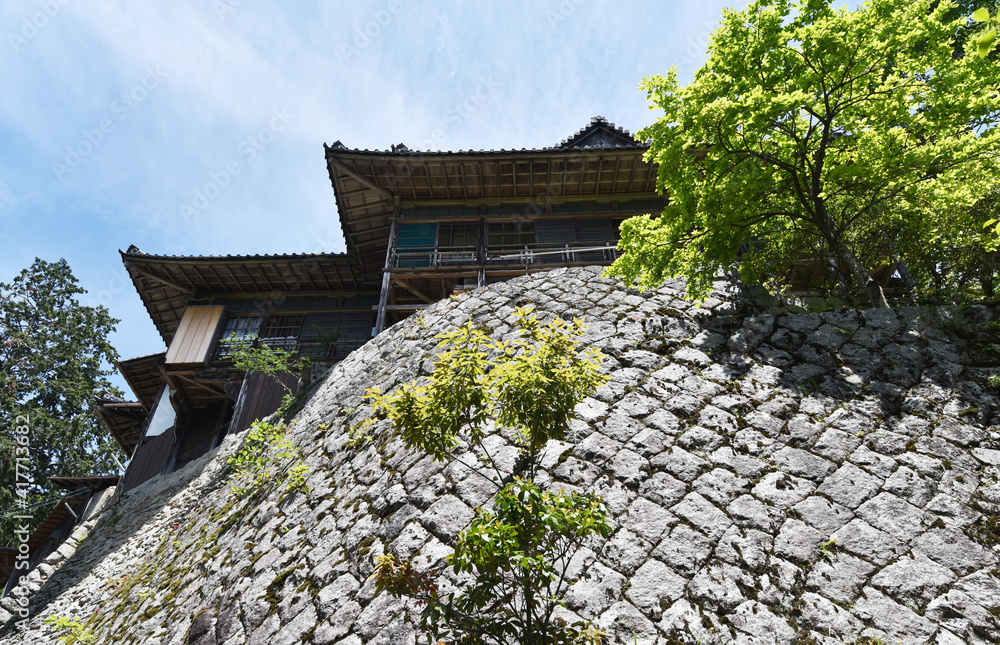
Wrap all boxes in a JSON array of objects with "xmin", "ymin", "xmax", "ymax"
[
  {"xmin": 554, "ymin": 116, "xmax": 642, "ymax": 150},
  {"xmin": 324, "ymin": 116, "xmax": 645, "ymax": 156},
  {"xmin": 122, "ymin": 245, "xmax": 349, "ymax": 262}
]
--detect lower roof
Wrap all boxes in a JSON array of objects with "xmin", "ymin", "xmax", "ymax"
[
  {"xmin": 94, "ymin": 398, "xmax": 147, "ymax": 456},
  {"xmin": 121, "ymin": 246, "xmax": 372, "ymax": 345},
  {"xmin": 47, "ymin": 476, "xmax": 122, "ymax": 491}
]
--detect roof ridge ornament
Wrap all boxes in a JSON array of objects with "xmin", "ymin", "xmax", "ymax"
[{"xmin": 555, "ymin": 116, "xmax": 637, "ymax": 150}]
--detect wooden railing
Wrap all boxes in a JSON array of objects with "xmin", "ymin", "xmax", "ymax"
[
  {"xmin": 486, "ymin": 242, "xmax": 619, "ymax": 265},
  {"xmin": 214, "ymin": 336, "xmax": 370, "ymax": 361},
  {"xmin": 391, "ymin": 242, "xmax": 620, "ymax": 269}
]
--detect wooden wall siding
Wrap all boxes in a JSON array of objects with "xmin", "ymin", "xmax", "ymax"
[
  {"xmin": 120, "ymin": 427, "xmax": 176, "ymax": 494},
  {"xmin": 165, "ymin": 306, "xmax": 226, "ymax": 366},
  {"xmin": 174, "ymin": 399, "xmax": 230, "ymax": 472},
  {"xmin": 228, "ymin": 372, "xmax": 299, "ymax": 438}
]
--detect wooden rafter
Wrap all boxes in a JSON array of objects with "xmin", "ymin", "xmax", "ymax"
[
  {"xmin": 205, "ymin": 265, "xmax": 226, "ymax": 290},
  {"xmin": 329, "ymin": 159, "xmax": 395, "ymax": 201},
  {"xmin": 124, "ymin": 262, "xmax": 195, "ymax": 295}
]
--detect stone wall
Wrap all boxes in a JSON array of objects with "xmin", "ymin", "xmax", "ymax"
[{"xmin": 1, "ymin": 267, "xmax": 998, "ymax": 645}]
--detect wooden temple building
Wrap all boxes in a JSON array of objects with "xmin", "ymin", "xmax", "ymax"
[{"xmin": 103, "ymin": 116, "xmax": 665, "ymax": 492}]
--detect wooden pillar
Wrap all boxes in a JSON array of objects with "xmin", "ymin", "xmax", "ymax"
[
  {"xmin": 477, "ymin": 212, "xmax": 487, "ymax": 289},
  {"xmin": 375, "ymin": 216, "xmax": 399, "ymax": 335}
]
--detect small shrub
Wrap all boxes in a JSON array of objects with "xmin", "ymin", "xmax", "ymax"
[
  {"xmin": 44, "ymin": 615, "xmax": 97, "ymax": 645},
  {"xmin": 368, "ymin": 307, "xmax": 611, "ymax": 644},
  {"xmin": 226, "ymin": 421, "xmax": 309, "ymax": 498}
]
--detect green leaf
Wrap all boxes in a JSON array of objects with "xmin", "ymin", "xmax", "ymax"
[
  {"xmin": 972, "ymin": 8, "xmax": 991, "ymax": 22},
  {"xmin": 979, "ymin": 35, "xmax": 995, "ymax": 58}
]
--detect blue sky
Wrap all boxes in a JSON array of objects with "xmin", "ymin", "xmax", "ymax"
[{"xmin": 0, "ymin": 0, "xmax": 744, "ymax": 390}]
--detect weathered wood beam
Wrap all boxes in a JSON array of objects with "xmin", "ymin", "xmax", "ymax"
[
  {"xmin": 612, "ymin": 155, "xmax": 623, "ymax": 193},
  {"xmin": 124, "ymin": 262, "xmax": 196, "ymax": 295},
  {"xmin": 441, "ymin": 162, "xmax": 452, "ymax": 200},
  {"xmin": 397, "ymin": 191, "xmax": 658, "ymax": 210},
  {"xmin": 392, "ymin": 278, "xmax": 435, "ymax": 304},
  {"xmin": 374, "ymin": 215, "xmax": 399, "ymax": 335},
  {"xmin": 329, "ymin": 159, "xmax": 395, "ymax": 201},
  {"xmin": 372, "ymin": 304, "xmax": 430, "ymax": 311},
  {"xmin": 460, "ymin": 161, "xmax": 470, "ymax": 200}
]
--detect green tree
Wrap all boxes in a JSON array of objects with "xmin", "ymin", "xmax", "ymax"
[
  {"xmin": 899, "ymin": 186, "xmax": 1000, "ymax": 301},
  {"xmin": 0, "ymin": 258, "xmax": 123, "ymax": 545},
  {"xmin": 607, "ymin": 0, "xmax": 1000, "ymax": 307},
  {"xmin": 367, "ymin": 308, "xmax": 610, "ymax": 645}
]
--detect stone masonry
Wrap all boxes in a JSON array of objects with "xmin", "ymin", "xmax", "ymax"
[{"xmin": 1, "ymin": 266, "xmax": 998, "ymax": 644}]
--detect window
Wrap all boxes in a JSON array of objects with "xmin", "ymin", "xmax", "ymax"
[
  {"xmin": 437, "ymin": 222, "xmax": 479, "ymax": 265},
  {"xmin": 215, "ymin": 314, "xmax": 305, "ymax": 358},
  {"xmin": 215, "ymin": 315, "xmax": 261, "ymax": 359},
  {"xmin": 439, "ymin": 222, "xmax": 479, "ymax": 249},
  {"xmin": 532, "ymin": 218, "xmax": 617, "ymax": 263},
  {"xmin": 488, "ymin": 221, "xmax": 535, "ymax": 249},
  {"xmin": 535, "ymin": 218, "xmax": 613, "ymax": 244},
  {"xmin": 300, "ymin": 312, "xmax": 374, "ymax": 359},
  {"xmin": 220, "ymin": 315, "xmax": 261, "ymax": 342},
  {"xmin": 260, "ymin": 315, "xmax": 304, "ymax": 350},
  {"xmin": 396, "ymin": 222, "xmax": 437, "ymax": 268}
]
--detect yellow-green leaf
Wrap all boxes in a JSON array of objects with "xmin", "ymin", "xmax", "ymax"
[
  {"xmin": 972, "ymin": 7, "xmax": 991, "ymax": 22},
  {"xmin": 979, "ymin": 30, "xmax": 996, "ymax": 57}
]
